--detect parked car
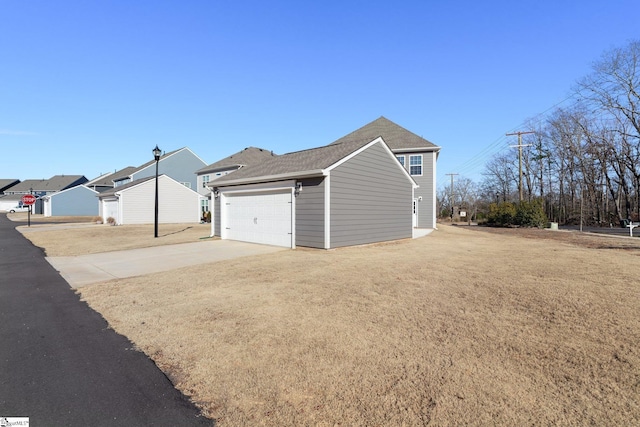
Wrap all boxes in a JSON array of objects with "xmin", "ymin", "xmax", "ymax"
[{"xmin": 9, "ymin": 205, "xmax": 31, "ymax": 213}]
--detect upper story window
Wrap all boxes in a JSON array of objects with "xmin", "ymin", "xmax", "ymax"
[
  {"xmin": 202, "ymin": 175, "xmax": 210, "ymax": 187},
  {"xmin": 409, "ymin": 155, "xmax": 423, "ymax": 176},
  {"xmin": 181, "ymin": 182, "xmax": 192, "ymax": 189},
  {"xmin": 396, "ymin": 155, "xmax": 405, "ymax": 167}
]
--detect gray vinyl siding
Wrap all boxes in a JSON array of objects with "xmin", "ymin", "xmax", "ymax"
[
  {"xmin": 213, "ymin": 196, "xmax": 221, "ymax": 237},
  {"xmin": 330, "ymin": 142, "xmax": 413, "ymax": 248},
  {"xmin": 412, "ymin": 151, "xmax": 436, "ymax": 229},
  {"xmin": 397, "ymin": 150, "xmax": 436, "ymax": 229},
  {"xmin": 50, "ymin": 186, "xmax": 99, "ymax": 216},
  {"xmin": 295, "ymin": 177, "xmax": 325, "ymax": 249}
]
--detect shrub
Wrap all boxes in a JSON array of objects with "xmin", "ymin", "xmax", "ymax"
[
  {"xmin": 92, "ymin": 216, "xmax": 103, "ymax": 224},
  {"xmin": 488, "ymin": 202, "xmax": 517, "ymax": 226},
  {"xmin": 488, "ymin": 199, "xmax": 547, "ymax": 228},
  {"xmin": 205, "ymin": 211, "xmax": 212, "ymax": 223},
  {"xmin": 106, "ymin": 216, "xmax": 116, "ymax": 225},
  {"xmin": 514, "ymin": 199, "xmax": 547, "ymax": 228}
]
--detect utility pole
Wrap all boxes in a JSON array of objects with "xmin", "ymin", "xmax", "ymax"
[
  {"xmin": 506, "ymin": 131, "xmax": 534, "ymax": 202},
  {"xmin": 446, "ymin": 173, "xmax": 458, "ymax": 219}
]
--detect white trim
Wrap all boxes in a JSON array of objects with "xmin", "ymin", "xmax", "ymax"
[
  {"xmin": 47, "ymin": 184, "xmax": 99, "ymax": 198},
  {"xmin": 208, "ymin": 170, "xmax": 324, "ymax": 187},
  {"xmin": 323, "ymin": 137, "xmax": 381, "ymax": 172},
  {"xmin": 431, "ymin": 151, "xmax": 437, "ymax": 228},
  {"xmin": 324, "ymin": 137, "xmax": 418, "ymax": 188},
  {"xmin": 216, "ymin": 180, "xmax": 296, "ymax": 194},
  {"xmin": 219, "ymin": 181, "xmax": 296, "ymax": 249},
  {"xmin": 393, "ymin": 146, "xmax": 441, "ymax": 153},
  {"xmin": 290, "ymin": 186, "xmax": 297, "ymax": 249},
  {"xmin": 324, "ymin": 175, "xmax": 331, "ymax": 249},
  {"xmin": 396, "ymin": 154, "xmax": 406, "ymax": 167}
]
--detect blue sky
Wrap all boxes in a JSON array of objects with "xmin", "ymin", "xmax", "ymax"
[{"xmin": 1, "ymin": 1, "xmax": 638, "ymax": 188}]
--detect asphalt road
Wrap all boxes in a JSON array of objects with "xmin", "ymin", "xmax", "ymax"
[
  {"xmin": 0, "ymin": 214, "xmax": 213, "ymax": 426},
  {"xmin": 560, "ymin": 224, "xmax": 640, "ymax": 237}
]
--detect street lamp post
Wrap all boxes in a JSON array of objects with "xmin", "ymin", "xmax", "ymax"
[{"xmin": 153, "ymin": 145, "xmax": 162, "ymax": 238}]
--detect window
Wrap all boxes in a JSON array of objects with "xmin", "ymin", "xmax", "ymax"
[
  {"xmin": 396, "ymin": 155, "xmax": 405, "ymax": 167},
  {"xmin": 202, "ymin": 175, "xmax": 210, "ymax": 188},
  {"xmin": 181, "ymin": 182, "xmax": 191, "ymax": 189},
  {"xmin": 409, "ymin": 155, "xmax": 422, "ymax": 176}
]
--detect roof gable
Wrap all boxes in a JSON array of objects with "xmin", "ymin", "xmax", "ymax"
[
  {"xmin": 46, "ymin": 184, "xmax": 99, "ymax": 198},
  {"xmin": 197, "ymin": 147, "xmax": 276, "ymax": 174},
  {"xmin": 86, "ymin": 167, "xmax": 137, "ymax": 187},
  {"xmin": 113, "ymin": 147, "xmax": 206, "ymax": 182},
  {"xmin": 330, "ymin": 116, "xmax": 439, "ymax": 151},
  {"xmin": 212, "ymin": 136, "xmax": 377, "ymax": 185},
  {"xmin": 99, "ymin": 176, "xmax": 156, "ymax": 197}
]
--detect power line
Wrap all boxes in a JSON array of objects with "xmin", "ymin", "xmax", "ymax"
[
  {"xmin": 439, "ymin": 92, "xmax": 580, "ymax": 185},
  {"xmin": 506, "ymin": 131, "xmax": 534, "ymax": 201}
]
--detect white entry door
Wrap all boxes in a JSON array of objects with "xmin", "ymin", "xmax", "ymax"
[{"xmin": 223, "ymin": 191, "xmax": 293, "ymax": 247}]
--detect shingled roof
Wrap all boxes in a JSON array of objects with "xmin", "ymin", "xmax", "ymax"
[
  {"xmin": 86, "ymin": 167, "xmax": 137, "ymax": 188},
  {"xmin": 330, "ymin": 116, "xmax": 439, "ymax": 151},
  {"xmin": 210, "ymin": 117, "xmax": 436, "ymax": 187},
  {"xmin": 211, "ymin": 136, "xmax": 383, "ymax": 186},
  {"xmin": 197, "ymin": 147, "xmax": 276, "ymax": 174},
  {"xmin": 6, "ymin": 175, "xmax": 87, "ymax": 193}
]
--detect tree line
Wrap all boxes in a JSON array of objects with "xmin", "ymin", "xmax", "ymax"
[{"xmin": 439, "ymin": 40, "xmax": 640, "ymax": 227}]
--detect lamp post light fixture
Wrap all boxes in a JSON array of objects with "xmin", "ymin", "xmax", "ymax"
[{"xmin": 153, "ymin": 145, "xmax": 162, "ymax": 238}]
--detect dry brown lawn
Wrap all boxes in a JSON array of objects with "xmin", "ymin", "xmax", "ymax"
[
  {"xmin": 25, "ymin": 222, "xmax": 640, "ymax": 425},
  {"xmin": 17, "ymin": 218, "xmax": 212, "ymax": 256}
]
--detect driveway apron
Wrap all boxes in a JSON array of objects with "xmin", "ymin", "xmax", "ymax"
[{"xmin": 0, "ymin": 214, "xmax": 213, "ymax": 426}]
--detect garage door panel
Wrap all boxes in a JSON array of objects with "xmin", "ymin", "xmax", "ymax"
[{"xmin": 224, "ymin": 191, "xmax": 292, "ymax": 248}]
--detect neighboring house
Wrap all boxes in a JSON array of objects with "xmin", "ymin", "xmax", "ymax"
[
  {"xmin": 112, "ymin": 147, "xmax": 207, "ymax": 191},
  {"xmin": 98, "ymin": 175, "xmax": 202, "ymax": 225},
  {"xmin": 4, "ymin": 175, "xmax": 88, "ymax": 197},
  {"xmin": 0, "ymin": 195, "xmax": 27, "ymax": 212},
  {"xmin": 0, "ymin": 179, "xmax": 22, "ymax": 212},
  {"xmin": 195, "ymin": 147, "xmax": 277, "ymax": 215},
  {"xmin": 329, "ymin": 116, "xmax": 441, "ymax": 229},
  {"xmin": 208, "ymin": 135, "xmax": 417, "ymax": 249},
  {"xmin": 42, "ymin": 185, "xmax": 100, "ymax": 217},
  {"xmin": 4, "ymin": 175, "xmax": 89, "ymax": 214},
  {"xmin": 85, "ymin": 167, "xmax": 137, "ymax": 193},
  {"xmin": 0, "ymin": 179, "xmax": 20, "ymax": 194}
]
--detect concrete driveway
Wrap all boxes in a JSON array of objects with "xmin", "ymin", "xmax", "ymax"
[{"xmin": 47, "ymin": 240, "xmax": 286, "ymax": 288}]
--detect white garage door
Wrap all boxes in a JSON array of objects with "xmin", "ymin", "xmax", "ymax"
[
  {"xmin": 223, "ymin": 191, "xmax": 292, "ymax": 248},
  {"xmin": 103, "ymin": 199, "xmax": 119, "ymax": 224}
]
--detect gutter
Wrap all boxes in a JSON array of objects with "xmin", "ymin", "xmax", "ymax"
[{"xmin": 207, "ymin": 169, "xmax": 325, "ymax": 187}]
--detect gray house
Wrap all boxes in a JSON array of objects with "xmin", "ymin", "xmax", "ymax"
[
  {"xmin": 195, "ymin": 147, "xmax": 277, "ymax": 214},
  {"xmin": 42, "ymin": 185, "xmax": 100, "ymax": 217},
  {"xmin": 113, "ymin": 147, "xmax": 207, "ymax": 191},
  {"xmin": 330, "ymin": 117, "xmax": 440, "ymax": 229},
  {"xmin": 209, "ymin": 135, "xmax": 417, "ymax": 249}
]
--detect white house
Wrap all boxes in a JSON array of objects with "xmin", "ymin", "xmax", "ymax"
[{"xmin": 98, "ymin": 175, "xmax": 202, "ymax": 225}]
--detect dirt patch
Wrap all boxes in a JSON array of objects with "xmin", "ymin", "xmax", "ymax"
[{"xmin": 62, "ymin": 224, "xmax": 640, "ymax": 425}]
